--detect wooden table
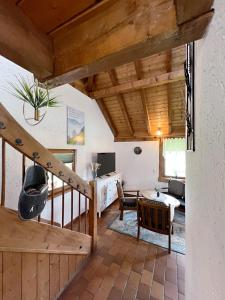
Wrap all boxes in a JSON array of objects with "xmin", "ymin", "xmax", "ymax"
[{"xmin": 141, "ymin": 190, "xmax": 180, "ymax": 220}]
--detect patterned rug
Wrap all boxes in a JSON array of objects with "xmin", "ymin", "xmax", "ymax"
[{"xmin": 109, "ymin": 210, "xmax": 185, "ymax": 254}]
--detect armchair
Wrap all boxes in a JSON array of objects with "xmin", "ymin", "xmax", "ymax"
[
  {"xmin": 116, "ymin": 181, "xmax": 139, "ymax": 220},
  {"xmin": 161, "ymin": 179, "xmax": 185, "ymax": 208},
  {"xmin": 137, "ymin": 198, "xmax": 173, "ymax": 253}
]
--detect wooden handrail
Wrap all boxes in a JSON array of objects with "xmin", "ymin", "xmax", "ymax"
[{"xmin": 0, "ymin": 103, "xmax": 92, "ymax": 198}]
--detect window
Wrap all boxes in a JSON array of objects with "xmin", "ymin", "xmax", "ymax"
[
  {"xmin": 48, "ymin": 149, "xmax": 76, "ymax": 197},
  {"xmin": 159, "ymin": 138, "xmax": 185, "ymax": 181}
]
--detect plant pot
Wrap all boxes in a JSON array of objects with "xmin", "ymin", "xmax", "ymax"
[{"xmin": 34, "ymin": 109, "xmax": 40, "ymax": 121}]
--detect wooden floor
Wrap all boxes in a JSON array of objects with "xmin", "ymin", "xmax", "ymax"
[{"xmin": 60, "ymin": 201, "xmax": 185, "ymax": 300}]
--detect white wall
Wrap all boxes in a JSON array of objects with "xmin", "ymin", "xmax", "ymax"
[
  {"xmin": 115, "ymin": 141, "xmax": 163, "ymax": 190},
  {"xmin": 0, "ymin": 56, "xmax": 114, "ymax": 224},
  {"xmin": 186, "ymin": 1, "xmax": 225, "ymax": 299}
]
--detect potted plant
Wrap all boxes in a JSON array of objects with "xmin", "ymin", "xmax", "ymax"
[{"xmin": 9, "ymin": 77, "xmax": 58, "ymax": 124}]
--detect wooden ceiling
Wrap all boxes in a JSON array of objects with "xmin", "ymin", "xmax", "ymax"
[
  {"xmin": 80, "ymin": 45, "xmax": 186, "ymax": 141},
  {"xmin": 0, "ymin": 0, "xmax": 214, "ymax": 140},
  {"xmin": 1, "ymin": 0, "xmax": 213, "ymax": 83},
  {"xmin": 14, "ymin": 0, "xmax": 103, "ymax": 35}
]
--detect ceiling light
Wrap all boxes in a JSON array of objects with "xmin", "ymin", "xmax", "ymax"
[{"xmin": 156, "ymin": 128, "xmax": 162, "ymax": 136}]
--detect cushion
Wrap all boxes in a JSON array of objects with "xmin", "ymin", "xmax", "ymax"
[
  {"xmin": 168, "ymin": 180, "xmax": 185, "ymax": 198},
  {"xmin": 122, "ymin": 197, "xmax": 137, "ymax": 207}
]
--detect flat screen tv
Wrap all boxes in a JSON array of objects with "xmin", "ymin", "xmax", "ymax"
[{"xmin": 97, "ymin": 153, "xmax": 116, "ymax": 177}]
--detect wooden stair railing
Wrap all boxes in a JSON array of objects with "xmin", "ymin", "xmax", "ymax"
[{"xmin": 0, "ymin": 103, "xmax": 97, "ymax": 250}]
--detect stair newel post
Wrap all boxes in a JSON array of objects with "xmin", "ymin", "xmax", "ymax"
[
  {"xmin": 51, "ymin": 173, "xmax": 54, "ymax": 225},
  {"xmin": 1, "ymin": 138, "xmax": 6, "ymax": 207},
  {"xmin": 89, "ymin": 180, "xmax": 97, "ymax": 251},
  {"xmin": 70, "ymin": 187, "xmax": 74, "ymax": 230}
]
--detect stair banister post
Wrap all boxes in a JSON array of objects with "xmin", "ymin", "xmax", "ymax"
[{"xmin": 89, "ymin": 180, "xmax": 97, "ymax": 251}]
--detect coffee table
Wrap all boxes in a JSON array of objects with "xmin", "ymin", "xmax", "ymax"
[{"xmin": 141, "ymin": 190, "xmax": 180, "ymax": 220}]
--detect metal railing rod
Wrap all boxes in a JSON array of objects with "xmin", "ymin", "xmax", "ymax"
[
  {"xmin": 70, "ymin": 188, "xmax": 73, "ymax": 230},
  {"xmin": 78, "ymin": 192, "xmax": 81, "ymax": 232},
  {"xmin": 1, "ymin": 139, "xmax": 5, "ymax": 206},
  {"xmin": 51, "ymin": 173, "xmax": 54, "ymax": 225},
  {"xmin": 85, "ymin": 196, "xmax": 87, "ymax": 234},
  {"xmin": 62, "ymin": 182, "xmax": 65, "ymax": 228}
]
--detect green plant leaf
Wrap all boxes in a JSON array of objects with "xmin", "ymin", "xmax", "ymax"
[{"xmin": 8, "ymin": 76, "xmax": 59, "ymax": 110}]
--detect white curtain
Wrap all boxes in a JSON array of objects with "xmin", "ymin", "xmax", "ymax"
[{"xmin": 163, "ymin": 138, "xmax": 186, "ymax": 177}]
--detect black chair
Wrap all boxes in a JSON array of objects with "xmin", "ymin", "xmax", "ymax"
[
  {"xmin": 116, "ymin": 181, "xmax": 140, "ymax": 220},
  {"xmin": 161, "ymin": 179, "xmax": 185, "ymax": 208},
  {"xmin": 18, "ymin": 165, "xmax": 48, "ymax": 220}
]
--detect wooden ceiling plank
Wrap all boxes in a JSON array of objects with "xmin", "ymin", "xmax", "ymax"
[
  {"xmin": 0, "ymin": 0, "xmax": 53, "ymax": 79},
  {"xmin": 17, "ymin": 0, "xmax": 97, "ymax": 34},
  {"xmin": 91, "ymin": 70, "xmax": 184, "ymax": 99},
  {"xmin": 108, "ymin": 70, "xmax": 134, "ymax": 136},
  {"xmin": 175, "ymin": 0, "xmax": 214, "ymax": 25},
  {"xmin": 44, "ymin": 4, "xmax": 213, "ymax": 87},
  {"xmin": 95, "ymin": 99, "xmax": 118, "ymax": 137},
  {"xmin": 134, "ymin": 60, "xmax": 151, "ymax": 136},
  {"xmin": 49, "ymin": 0, "xmax": 113, "ymax": 35}
]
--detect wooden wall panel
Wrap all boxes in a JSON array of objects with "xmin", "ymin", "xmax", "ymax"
[
  {"xmin": 49, "ymin": 254, "xmax": 60, "ymax": 300},
  {"xmin": 0, "ymin": 251, "xmax": 89, "ymax": 300},
  {"xmin": 60, "ymin": 255, "xmax": 69, "ymax": 290},
  {"xmin": 37, "ymin": 254, "xmax": 50, "ymax": 300},
  {"xmin": 68, "ymin": 255, "xmax": 77, "ymax": 279},
  {"xmin": 0, "ymin": 252, "xmax": 2, "ymax": 300},
  {"xmin": 3, "ymin": 252, "xmax": 22, "ymax": 300},
  {"xmin": 22, "ymin": 253, "xmax": 37, "ymax": 300}
]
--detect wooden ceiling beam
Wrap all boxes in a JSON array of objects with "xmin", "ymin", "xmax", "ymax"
[
  {"xmin": 175, "ymin": 0, "xmax": 214, "ymax": 25},
  {"xmin": 108, "ymin": 69, "xmax": 134, "ymax": 136},
  {"xmin": 114, "ymin": 130, "xmax": 185, "ymax": 142},
  {"xmin": 0, "ymin": 0, "xmax": 53, "ymax": 79},
  {"xmin": 43, "ymin": 1, "xmax": 213, "ymax": 87},
  {"xmin": 86, "ymin": 76, "xmax": 95, "ymax": 93},
  {"xmin": 95, "ymin": 98, "xmax": 118, "ymax": 137},
  {"xmin": 134, "ymin": 60, "xmax": 151, "ymax": 136},
  {"xmin": 91, "ymin": 70, "xmax": 184, "ymax": 99},
  {"xmin": 70, "ymin": 80, "xmax": 88, "ymax": 95}
]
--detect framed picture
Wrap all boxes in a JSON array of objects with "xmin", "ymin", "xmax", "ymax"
[
  {"xmin": 184, "ymin": 42, "xmax": 195, "ymax": 151},
  {"xmin": 67, "ymin": 106, "xmax": 85, "ymax": 145}
]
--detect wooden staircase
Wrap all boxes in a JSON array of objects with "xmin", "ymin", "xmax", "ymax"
[
  {"xmin": 0, "ymin": 207, "xmax": 91, "ymax": 300},
  {"xmin": 0, "ymin": 103, "xmax": 97, "ymax": 300}
]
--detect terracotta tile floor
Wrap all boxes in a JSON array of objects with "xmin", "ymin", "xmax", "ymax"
[{"xmin": 60, "ymin": 201, "xmax": 185, "ymax": 300}]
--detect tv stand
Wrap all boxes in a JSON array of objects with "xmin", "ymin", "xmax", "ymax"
[{"xmin": 96, "ymin": 172, "xmax": 121, "ymax": 218}]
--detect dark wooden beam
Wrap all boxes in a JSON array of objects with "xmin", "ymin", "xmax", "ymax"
[
  {"xmin": 91, "ymin": 70, "xmax": 184, "ymax": 99},
  {"xmin": 108, "ymin": 70, "xmax": 134, "ymax": 136},
  {"xmin": 86, "ymin": 76, "xmax": 95, "ymax": 93},
  {"xmin": 114, "ymin": 130, "xmax": 185, "ymax": 142},
  {"xmin": 95, "ymin": 98, "xmax": 118, "ymax": 137},
  {"xmin": 175, "ymin": 0, "xmax": 214, "ymax": 25},
  {"xmin": 166, "ymin": 51, "xmax": 172, "ymax": 134},
  {"xmin": 134, "ymin": 61, "xmax": 143, "ymax": 81},
  {"xmin": 0, "ymin": 0, "xmax": 53, "ymax": 79},
  {"xmin": 43, "ymin": 3, "xmax": 213, "ymax": 87},
  {"xmin": 134, "ymin": 60, "xmax": 151, "ymax": 136},
  {"xmin": 70, "ymin": 79, "xmax": 88, "ymax": 95}
]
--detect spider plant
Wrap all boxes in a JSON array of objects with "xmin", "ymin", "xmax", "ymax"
[{"xmin": 9, "ymin": 77, "xmax": 58, "ymax": 121}]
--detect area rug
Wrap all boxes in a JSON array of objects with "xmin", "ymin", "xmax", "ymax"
[{"xmin": 109, "ymin": 210, "xmax": 185, "ymax": 254}]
